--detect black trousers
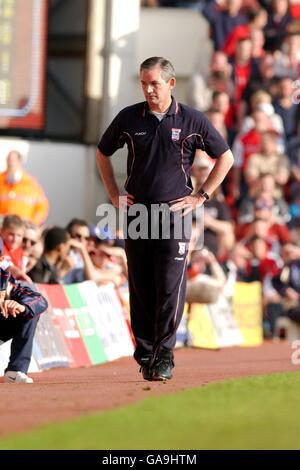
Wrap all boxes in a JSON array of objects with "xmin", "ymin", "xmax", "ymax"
[
  {"xmin": 125, "ymin": 207, "xmax": 191, "ymax": 364},
  {"xmin": 0, "ymin": 315, "xmax": 39, "ymax": 373}
]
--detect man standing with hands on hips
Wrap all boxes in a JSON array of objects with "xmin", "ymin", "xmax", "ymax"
[{"xmin": 96, "ymin": 57, "xmax": 234, "ymax": 381}]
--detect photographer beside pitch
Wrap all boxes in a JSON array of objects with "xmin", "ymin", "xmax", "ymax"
[{"xmin": 96, "ymin": 57, "xmax": 233, "ymax": 381}]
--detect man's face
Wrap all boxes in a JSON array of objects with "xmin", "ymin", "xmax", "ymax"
[
  {"xmin": 70, "ymin": 224, "xmax": 89, "ymax": 247},
  {"xmin": 2, "ymin": 227, "xmax": 24, "ymax": 251},
  {"xmin": 140, "ymin": 66, "xmax": 175, "ymax": 111}
]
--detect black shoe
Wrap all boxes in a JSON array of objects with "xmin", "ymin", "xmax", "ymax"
[
  {"xmin": 152, "ymin": 357, "xmax": 174, "ymax": 381},
  {"xmin": 139, "ymin": 357, "xmax": 153, "ymax": 381},
  {"xmin": 139, "ymin": 364, "xmax": 153, "ymax": 381}
]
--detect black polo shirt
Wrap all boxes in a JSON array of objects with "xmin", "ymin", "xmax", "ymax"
[{"xmin": 98, "ymin": 97, "xmax": 229, "ymax": 203}]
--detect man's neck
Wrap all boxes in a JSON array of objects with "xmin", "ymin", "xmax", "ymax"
[
  {"xmin": 44, "ymin": 252, "xmax": 59, "ymax": 266},
  {"xmin": 148, "ymin": 98, "xmax": 172, "ymax": 114}
]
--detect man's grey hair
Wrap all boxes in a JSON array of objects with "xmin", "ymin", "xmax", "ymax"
[{"xmin": 140, "ymin": 57, "xmax": 176, "ymax": 82}]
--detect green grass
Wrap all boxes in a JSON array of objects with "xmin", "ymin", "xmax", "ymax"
[{"xmin": 1, "ymin": 372, "xmax": 300, "ymax": 450}]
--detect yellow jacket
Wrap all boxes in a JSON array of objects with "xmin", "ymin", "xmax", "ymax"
[{"xmin": 0, "ymin": 171, "xmax": 49, "ymax": 225}]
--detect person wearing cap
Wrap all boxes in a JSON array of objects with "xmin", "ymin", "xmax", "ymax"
[
  {"xmin": 96, "ymin": 56, "xmax": 233, "ymax": 381},
  {"xmin": 0, "ymin": 237, "xmax": 48, "ymax": 383}
]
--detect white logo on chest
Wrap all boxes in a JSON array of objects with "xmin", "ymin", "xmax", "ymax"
[
  {"xmin": 178, "ymin": 242, "xmax": 186, "ymax": 255},
  {"xmin": 171, "ymin": 128, "xmax": 182, "ymax": 141}
]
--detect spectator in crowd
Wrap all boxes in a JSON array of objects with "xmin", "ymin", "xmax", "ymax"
[
  {"xmin": 289, "ymin": 218, "xmax": 300, "ymax": 246},
  {"xmin": 1, "ymin": 215, "xmax": 31, "ymax": 282},
  {"xmin": 89, "ymin": 235, "xmax": 128, "ymax": 287},
  {"xmin": 206, "ymin": 108, "xmax": 228, "ymax": 140},
  {"xmin": 222, "ymin": 7, "xmax": 268, "ymax": 57},
  {"xmin": 243, "ymin": 53, "xmax": 277, "ymax": 103},
  {"xmin": 272, "ymin": 242, "xmax": 300, "ymax": 326},
  {"xmin": 238, "ymin": 173, "xmax": 290, "ymax": 225},
  {"xmin": 263, "ymin": 0, "xmax": 293, "ymax": 52},
  {"xmin": 244, "ymin": 130, "xmax": 290, "ymax": 195},
  {"xmin": 237, "ymin": 196, "xmax": 292, "ymax": 247},
  {"xmin": 64, "ymin": 218, "xmax": 98, "ymax": 283},
  {"xmin": 25, "ymin": 240, "xmax": 44, "ymax": 274},
  {"xmin": 273, "ymin": 31, "xmax": 300, "ymax": 79},
  {"xmin": 0, "ymin": 150, "xmax": 49, "ymax": 225},
  {"xmin": 186, "ymin": 52, "xmax": 233, "ymax": 112},
  {"xmin": 28, "ymin": 227, "xmax": 70, "ymax": 284},
  {"xmin": 230, "ymin": 108, "xmax": 270, "ymax": 199},
  {"xmin": 0, "ymin": 237, "xmax": 48, "ymax": 383},
  {"xmin": 230, "ymin": 37, "xmax": 260, "ymax": 127},
  {"xmin": 22, "ymin": 221, "xmax": 41, "ymax": 272},
  {"xmin": 202, "ymin": 0, "xmax": 247, "ymax": 51},
  {"xmin": 226, "ymin": 242, "xmax": 252, "ymax": 282},
  {"xmin": 240, "ymin": 89, "xmax": 284, "ymax": 138},
  {"xmin": 273, "ymin": 76, "xmax": 299, "ymax": 142},
  {"xmin": 192, "ymin": 157, "xmax": 234, "ymax": 257},
  {"xmin": 186, "ymin": 247, "xmax": 227, "ymax": 303}
]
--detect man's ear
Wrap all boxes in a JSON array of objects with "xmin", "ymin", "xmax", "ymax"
[{"xmin": 169, "ymin": 77, "xmax": 176, "ymax": 90}]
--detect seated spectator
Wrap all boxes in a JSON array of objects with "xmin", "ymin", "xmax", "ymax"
[
  {"xmin": 273, "ymin": 76, "xmax": 299, "ymax": 142},
  {"xmin": 230, "ymin": 108, "xmax": 270, "ymax": 199},
  {"xmin": 244, "ymin": 130, "xmax": 290, "ymax": 195},
  {"xmin": 28, "ymin": 227, "xmax": 70, "ymax": 284},
  {"xmin": 249, "ymin": 27, "xmax": 266, "ymax": 59},
  {"xmin": 243, "ymin": 53, "xmax": 278, "ymax": 103},
  {"xmin": 240, "ymin": 90, "xmax": 284, "ymax": 140},
  {"xmin": 206, "ymin": 108, "xmax": 228, "ymax": 140},
  {"xmin": 289, "ymin": 193, "xmax": 300, "ymax": 220},
  {"xmin": 238, "ymin": 173, "xmax": 290, "ymax": 225},
  {"xmin": 272, "ymin": 242, "xmax": 300, "ymax": 325},
  {"xmin": 210, "ymin": 91, "xmax": 233, "ymax": 135},
  {"xmin": 202, "ymin": 0, "xmax": 247, "ymax": 51},
  {"xmin": 0, "ymin": 237, "xmax": 48, "ymax": 383},
  {"xmin": 186, "ymin": 52, "xmax": 233, "ymax": 112},
  {"xmin": 0, "ymin": 150, "xmax": 49, "ymax": 225},
  {"xmin": 25, "ymin": 240, "xmax": 44, "ymax": 274},
  {"xmin": 226, "ymin": 243, "xmax": 252, "ymax": 283},
  {"xmin": 1, "ymin": 215, "xmax": 30, "ymax": 282},
  {"xmin": 62, "ymin": 219, "xmax": 98, "ymax": 284},
  {"xmin": 222, "ymin": 7, "xmax": 267, "ymax": 57},
  {"xmin": 191, "ymin": 157, "xmax": 234, "ymax": 257},
  {"xmin": 245, "ymin": 235, "xmax": 279, "ymax": 280},
  {"xmin": 230, "ymin": 38, "xmax": 259, "ymax": 126},
  {"xmin": 89, "ymin": 238, "xmax": 127, "ymax": 287},
  {"xmin": 273, "ymin": 31, "xmax": 300, "ymax": 79},
  {"xmin": 22, "ymin": 221, "xmax": 41, "ymax": 272},
  {"xmin": 289, "ymin": 217, "xmax": 300, "ymax": 246},
  {"xmin": 186, "ymin": 248, "xmax": 227, "ymax": 303},
  {"xmin": 286, "ymin": 119, "xmax": 300, "ymax": 202},
  {"xmin": 263, "ymin": 0, "xmax": 293, "ymax": 52},
  {"xmin": 237, "ymin": 197, "xmax": 292, "ymax": 247}
]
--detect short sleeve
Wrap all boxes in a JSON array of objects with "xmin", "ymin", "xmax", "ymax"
[
  {"xmin": 97, "ymin": 111, "xmax": 125, "ymax": 157},
  {"xmin": 199, "ymin": 113, "xmax": 229, "ymax": 159}
]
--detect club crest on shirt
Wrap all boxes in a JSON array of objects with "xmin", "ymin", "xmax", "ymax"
[
  {"xmin": 171, "ymin": 128, "xmax": 181, "ymax": 141},
  {"xmin": 178, "ymin": 242, "xmax": 186, "ymax": 255}
]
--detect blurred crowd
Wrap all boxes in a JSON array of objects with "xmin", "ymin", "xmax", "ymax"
[
  {"xmin": 1, "ymin": 0, "xmax": 300, "ymax": 339},
  {"xmin": 185, "ymin": 0, "xmax": 300, "ymax": 338}
]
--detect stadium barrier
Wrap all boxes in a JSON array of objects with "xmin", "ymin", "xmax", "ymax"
[{"xmin": 0, "ymin": 280, "xmax": 263, "ymax": 375}]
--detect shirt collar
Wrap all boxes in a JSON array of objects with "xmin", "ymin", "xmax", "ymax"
[{"xmin": 142, "ymin": 96, "xmax": 178, "ymax": 117}]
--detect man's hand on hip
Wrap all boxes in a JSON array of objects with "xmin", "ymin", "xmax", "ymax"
[
  {"xmin": 112, "ymin": 193, "xmax": 134, "ymax": 210},
  {"xmin": 170, "ymin": 194, "xmax": 205, "ymax": 216}
]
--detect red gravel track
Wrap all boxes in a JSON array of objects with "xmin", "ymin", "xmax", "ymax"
[{"xmin": 0, "ymin": 341, "xmax": 298, "ymax": 437}]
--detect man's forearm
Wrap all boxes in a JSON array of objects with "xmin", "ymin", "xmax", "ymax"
[
  {"xmin": 197, "ymin": 149, "xmax": 234, "ymax": 198},
  {"xmin": 96, "ymin": 149, "xmax": 119, "ymax": 203}
]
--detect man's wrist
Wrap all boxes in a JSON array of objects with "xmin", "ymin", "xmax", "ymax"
[{"xmin": 197, "ymin": 189, "xmax": 210, "ymax": 201}]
